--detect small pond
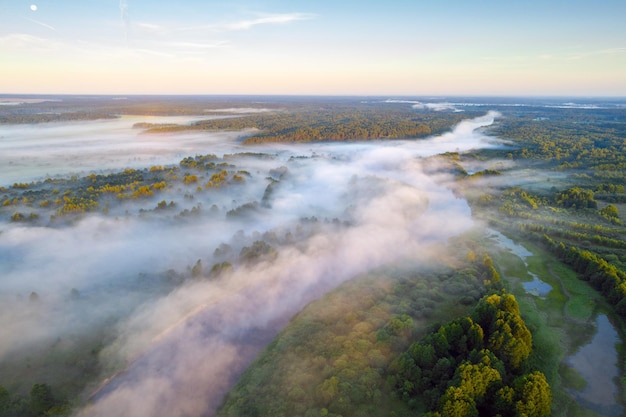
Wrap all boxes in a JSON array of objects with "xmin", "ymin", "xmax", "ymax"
[{"xmin": 521, "ymin": 273, "xmax": 553, "ymax": 297}]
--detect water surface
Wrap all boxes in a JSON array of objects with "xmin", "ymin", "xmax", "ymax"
[{"xmin": 567, "ymin": 314, "xmax": 623, "ymax": 417}]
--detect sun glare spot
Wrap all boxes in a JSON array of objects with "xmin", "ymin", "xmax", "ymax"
[{"xmin": 30, "ymin": 4, "xmax": 38, "ymax": 11}]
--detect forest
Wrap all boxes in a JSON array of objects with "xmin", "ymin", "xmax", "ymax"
[
  {"xmin": 139, "ymin": 104, "xmax": 473, "ymax": 143},
  {"xmin": 0, "ymin": 96, "xmax": 625, "ymax": 417}
]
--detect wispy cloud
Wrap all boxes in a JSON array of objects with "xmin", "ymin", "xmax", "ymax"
[
  {"xmin": 2, "ymin": 10, "xmax": 316, "ymax": 66},
  {"xmin": 24, "ymin": 17, "xmax": 56, "ymax": 31},
  {"xmin": 124, "ymin": 11, "xmax": 314, "ymax": 56},
  {"xmin": 217, "ymin": 12, "xmax": 316, "ymax": 31},
  {"xmin": 131, "ymin": 12, "xmax": 315, "ymax": 37},
  {"xmin": 0, "ymin": 33, "xmax": 172, "ymax": 61},
  {"xmin": 135, "ymin": 22, "xmax": 165, "ymax": 32},
  {"xmin": 0, "ymin": 33, "xmax": 62, "ymax": 51},
  {"xmin": 182, "ymin": 12, "xmax": 317, "ymax": 33}
]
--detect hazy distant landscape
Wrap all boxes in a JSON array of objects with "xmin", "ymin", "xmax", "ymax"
[{"xmin": 0, "ymin": 95, "xmax": 624, "ymax": 417}]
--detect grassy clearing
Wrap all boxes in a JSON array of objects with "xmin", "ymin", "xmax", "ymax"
[
  {"xmin": 565, "ymin": 297, "xmax": 596, "ymax": 321},
  {"xmin": 515, "ymin": 242, "xmax": 598, "ymax": 326},
  {"xmin": 551, "ymin": 263, "xmax": 599, "ymax": 321}
]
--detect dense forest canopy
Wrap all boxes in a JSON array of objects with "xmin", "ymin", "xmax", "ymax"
[{"xmin": 141, "ymin": 105, "xmax": 473, "ymax": 143}]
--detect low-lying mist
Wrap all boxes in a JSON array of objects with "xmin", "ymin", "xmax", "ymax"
[
  {"xmin": 0, "ymin": 115, "xmax": 250, "ymax": 185},
  {"xmin": 0, "ymin": 111, "xmax": 504, "ymax": 416}
]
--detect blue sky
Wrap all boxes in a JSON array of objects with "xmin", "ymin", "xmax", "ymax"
[{"xmin": 1, "ymin": 0, "xmax": 625, "ymax": 96}]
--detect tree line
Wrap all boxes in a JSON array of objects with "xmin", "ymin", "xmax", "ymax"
[
  {"xmin": 0, "ymin": 383, "xmax": 69, "ymax": 417},
  {"xmin": 141, "ymin": 106, "xmax": 473, "ymax": 143}
]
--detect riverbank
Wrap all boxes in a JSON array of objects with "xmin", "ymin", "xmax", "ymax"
[{"xmin": 487, "ymin": 229, "xmax": 624, "ymax": 417}]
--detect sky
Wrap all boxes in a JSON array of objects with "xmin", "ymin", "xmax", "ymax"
[{"xmin": 0, "ymin": 0, "xmax": 625, "ymax": 96}]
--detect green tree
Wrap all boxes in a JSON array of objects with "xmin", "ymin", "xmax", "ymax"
[
  {"xmin": 513, "ymin": 372, "xmax": 551, "ymax": 417},
  {"xmin": 453, "ymin": 362, "xmax": 501, "ymax": 403},
  {"xmin": 487, "ymin": 312, "xmax": 532, "ymax": 370},
  {"xmin": 439, "ymin": 386, "xmax": 478, "ymax": 417},
  {"xmin": 191, "ymin": 259, "xmax": 203, "ymax": 278},
  {"xmin": 0, "ymin": 385, "xmax": 9, "ymax": 412},
  {"xmin": 555, "ymin": 187, "xmax": 597, "ymax": 209},
  {"xmin": 600, "ymin": 204, "xmax": 619, "ymax": 218},
  {"xmin": 493, "ymin": 386, "xmax": 515, "ymax": 416},
  {"xmin": 30, "ymin": 383, "xmax": 54, "ymax": 416}
]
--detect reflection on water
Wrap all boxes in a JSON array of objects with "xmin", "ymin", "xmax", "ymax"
[
  {"xmin": 488, "ymin": 229, "xmax": 624, "ymax": 415},
  {"xmin": 567, "ymin": 314, "xmax": 623, "ymax": 417},
  {"xmin": 521, "ymin": 274, "xmax": 552, "ymax": 297},
  {"xmin": 488, "ymin": 229, "xmax": 553, "ymax": 297}
]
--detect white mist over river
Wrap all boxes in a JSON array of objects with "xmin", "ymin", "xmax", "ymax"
[
  {"xmin": 0, "ymin": 115, "xmax": 245, "ymax": 185},
  {"xmin": 0, "ymin": 111, "xmax": 499, "ymax": 186},
  {"xmin": 1, "ymin": 112, "xmax": 501, "ymax": 416}
]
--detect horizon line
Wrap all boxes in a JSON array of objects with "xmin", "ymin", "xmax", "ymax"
[{"xmin": 2, "ymin": 93, "xmax": 626, "ymax": 99}]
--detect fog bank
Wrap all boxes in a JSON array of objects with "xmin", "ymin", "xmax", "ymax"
[
  {"xmin": 0, "ymin": 115, "xmax": 247, "ymax": 185},
  {"xmin": 0, "ymin": 111, "xmax": 503, "ymax": 416},
  {"xmin": 76, "ymin": 114, "xmax": 500, "ymax": 417}
]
